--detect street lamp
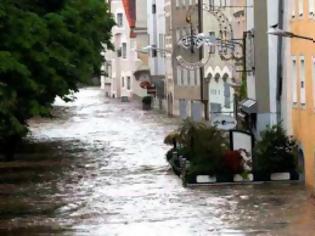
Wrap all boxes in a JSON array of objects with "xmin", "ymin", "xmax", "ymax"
[
  {"xmin": 268, "ymin": 27, "xmax": 315, "ymax": 43},
  {"xmin": 135, "ymin": 45, "xmax": 171, "ymax": 56}
]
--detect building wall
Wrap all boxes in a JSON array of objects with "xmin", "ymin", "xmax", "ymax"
[
  {"xmin": 104, "ymin": 0, "xmax": 148, "ymax": 99},
  {"xmin": 202, "ymin": 0, "xmax": 246, "ymax": 119},
  {"xmin": 246, "ymin": 0, "xmax": 256, "ymax": 100},
  {"xmin": 244, "ymin": 0, "xmax": 280, "ymax": 135},
  {"xmin": 282, "ymin": 0, "xmax": 293, "ymax": 135},
  {"xmin": 147, "ymin": 0, "xmax": 166, "ymax": 76},
  {"xmin": 164, "ymin": 0, "xmax": 174, "ymax": 115},
  {"xmin": 290, "ymin": 0, "xmax": 315, "ymax": 191},
  {"xmin": 167, "ymin": 0, "xmax": 202, "ymax": 118}
]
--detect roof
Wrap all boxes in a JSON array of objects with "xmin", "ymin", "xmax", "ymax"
[{"xmin": 122, "ymin": 0, "xmax": 136, "ymax": 38}]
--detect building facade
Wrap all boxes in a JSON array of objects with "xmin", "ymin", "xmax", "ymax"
[
  {"xmin": 290, "ymin": 0, "xmax": 315, "ymax": 191},
  {"xmin": 165, "ymin": 0, "xmax": 204, "ymax": 120},
  {"xmin": 102, "ymin": 0, "xmax": 148, "ymax": 99},
  {"xmin": 147, "ymin": 0, "xmax": 166, "ymax": 110},
  {"xmin": 243, "ymin": 0, "xmax": 282, "ymax": 136},
  {"xmin": 202, "ymin": 0, "xmax": 247, "ymax": 120}
]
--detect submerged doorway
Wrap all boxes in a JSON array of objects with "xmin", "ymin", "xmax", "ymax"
[{"xmin": 298, "ymin": 149, "xmax": 305, "ymax": 182}]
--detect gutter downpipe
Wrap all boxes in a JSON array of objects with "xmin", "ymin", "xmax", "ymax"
[
  {"xmin": 276, "ymin": 0, "xmax": 284, "ymax": 123},
  {"xmin": 198, "ymin": 0, "xmax": 209, "ymax": 120}
]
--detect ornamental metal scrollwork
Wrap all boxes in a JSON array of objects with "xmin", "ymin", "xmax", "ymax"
[{"xmin": 174, "ymin": 3, "xmax": 245, "ymax": 70}]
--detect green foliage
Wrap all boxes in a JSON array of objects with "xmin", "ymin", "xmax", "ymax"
[
  {"xmin": 254, "ymin": 124, "xmax": 298, "ymax": 173},
  {"xmin": 239, "ymin": 72, "xmax": 247, "ymax": 100},
  {"xmin": 166, "ymin": 119, "xmax": 228, "ymax": 176},
  {"xmin": 0, "ymin": 0, "xmax": 115, "ymax": 144}
]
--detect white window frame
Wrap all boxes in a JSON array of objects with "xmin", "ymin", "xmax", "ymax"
[
  {"xmin": 292, "ymin": 57, "xmax": 298, "ymax": 104},
  {"xmin": 189, "ymin": 70, "xmax": 194, "ymax": 86},
  {"xmin": 122, "ymin": 43, "xmax": 127, "ymax": 59},
  {"xmin": 181, "ymin": 68, "xmax": 184, "ymax": 85},
  {"xmin": 300, "ymin": 56, "xmax": 306, "ymax": 105},
  {"xmin": 176, "ymin": 0, "xmax": 180, "ymax": 7},
  {"xmin": 309, "ymin": 0, "xmax": 315, "ymax": 16},
  {"xmin": 117, "ymin": 13, "xmax": 123, "ymax": 27},
  {"xmin": 299, "ymin": 0, "xmax": 304, "ymax": 16},
  {"xmin": 183, "ymin": 69, "xmax": 188, "ymax": 86},
  {"xmin": 177, "ymin": 67, "xmax": 182, "ymax": 86},
  {"xmin": 122, "ymin": 77, "xmax": 125, "ymax": 87},
  {"xmin": 127, "ymin": 76, "xmax": 131, "ymax": 90},
  {"xmin": 292, "ymin": 0, "xmax": 296, "ymax": 18}
]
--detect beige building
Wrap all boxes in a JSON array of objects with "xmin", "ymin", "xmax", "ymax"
[
  {"xmin": 202, "ymin": 0, "xmax": 247, "ymax": 119},
  {"xmin": 165, "ymin": 0, "xmax": 204, "ymax": 120}
]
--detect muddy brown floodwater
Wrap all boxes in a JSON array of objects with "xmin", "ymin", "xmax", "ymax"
[{"xmin": 0, "ymin": 87, "xmax": 315, "ymax": 236}]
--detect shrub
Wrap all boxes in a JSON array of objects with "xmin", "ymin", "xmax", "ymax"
[
  {"xmin": 254, "ymin": 124, "xmax": 298, "ymax": 173},
  {"xmin": 165, "ymin": 119, "xmax": 228, "ymax": 176}
]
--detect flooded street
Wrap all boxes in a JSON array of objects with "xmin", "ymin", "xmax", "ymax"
[{"xmin": 0, "ymin": 87, "xmax": 315, "ymax": 235}]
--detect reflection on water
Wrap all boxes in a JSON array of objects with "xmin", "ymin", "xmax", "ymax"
[{"xmin": 0, "ymin": 87, "xmax": 314, "ymax": 235}]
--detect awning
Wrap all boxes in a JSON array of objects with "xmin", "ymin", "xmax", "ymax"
[
  {"xmin": 134, "ymin": 64, "xmax": 150, "ymax": 80},
  {"xmin": 240, "ymin": 98, "xmax": 257, "ymax": 114}
]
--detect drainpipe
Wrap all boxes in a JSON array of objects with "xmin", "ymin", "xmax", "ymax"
[
  {"xmin": 276, "ymin": 0, "xmax": 284, "ymax": 123},
  {"xmin": 198, "ymin": 0, "xmax": 209, "ymax": 120}
]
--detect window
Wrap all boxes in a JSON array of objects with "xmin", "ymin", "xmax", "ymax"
[
  {"xmin": 122, "ymin": 77, "xmax": 125, "ymax": 87},
  {"xmin": 127, "ymin": 76, "xmax": 131, "ymax": 90},
  {"xmin": 159, "ymin": 34, "xmax": 164, "ymax": 56},
  {"xmin": 194, "ymin": 70, "xmax": 198, "ymax": 86},
  {"xmin": 197, "ymin": 70, "xmax": 201, "ymax": 85},
  {"xmin": 176, "ymin": 0, "xmax": 180, "ymax": 7},
  {"xmin": 183, "ymin": 69, "xmax": 188, "ymax": 86},
  {"xmin": 309, "ymin": 0, "xmax": 315, "ymax": 16},
  {"xmin": 299, "ymin": 0, "xmax": 304, "ymax": 16},
  {"xmin": 117, "ymin": 48, "xmax": 122, "ymax": 57},
  {"xmin": 300, "ymin": 57, "xmax": 306, "ymax": 105},
  {"xmin": 176, "ymin": 29, "xmax": 181, "ymax": 41},
  {"xmin": 152, "ymin": 4, "xmax": 156, "ymax": 14},
  {"xmin": 177, "ymin": 67, "xmax": 182, "ymax": 86},
  {"xmin": 292, "ymin": 57, "xmax": 298, "ymax": 104},
  {"xmin": 117, "ymin": 13, "xmax": 123, "ymax": 27},
  {"xmin": 152, "ymin": 45, "xmax": 157, "ymax": 57},
  {"xmin": 292, "ymin": 0, "xmax": 296, "ymax": 17},
  {"xmin": 122, "ymin": 43, "xmax": 127, "ymax": 59},
  {"xmin": 181, "ymin": 68, "xmax": 184, "ymax": 85},
  {"xmin": 190, "ymin": 70, "xmax": 194, "ymax": 86}
]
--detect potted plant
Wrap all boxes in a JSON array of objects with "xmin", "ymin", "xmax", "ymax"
[
  {"xmin": 142, "ymin": 96, "xmax": 152, "ymax": 110},
  {"xmin": 165, "ymin": 119, "xmax": 229, "ymax": 184},
  {"xmin": 253, "ymin": 124, "xmax": 298, "ymax": 181}
]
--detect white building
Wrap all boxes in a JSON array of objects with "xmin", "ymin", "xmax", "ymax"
[
  {"xmin": 102, "ymin": 0, "xmax": 148, "ymax": 99},
  {"xmin": 202, "ymin": 0, "xmax": 246, "ymax": 119},
  {"xmin": 146, "ymin": 0, "xmax": 166, "ymax": 109},
  {"xmin": 147, "ymin": 0, "xmax": 166, "ymax": 76},
  {"xmin": 242, "ymin": 0, "xmax": 283, "ymax": 136}
]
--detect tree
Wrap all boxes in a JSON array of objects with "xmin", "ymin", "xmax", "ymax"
[
  {"xmin": 254, "ymin": 124, "xmax": 298, "ymax": 173},
  {"xmin": 0, "ymin": 0, "xmax": 115, "ymax": 160}
]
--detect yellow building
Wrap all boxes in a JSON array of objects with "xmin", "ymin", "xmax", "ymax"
[{"xmin": 291, "ymin": 0, "xmax": 315, "ymax": 192}]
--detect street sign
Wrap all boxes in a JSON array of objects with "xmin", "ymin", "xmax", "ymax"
[{"xmin": 211, "ymin": 115, "xmax": 237, "ymax": 130}]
